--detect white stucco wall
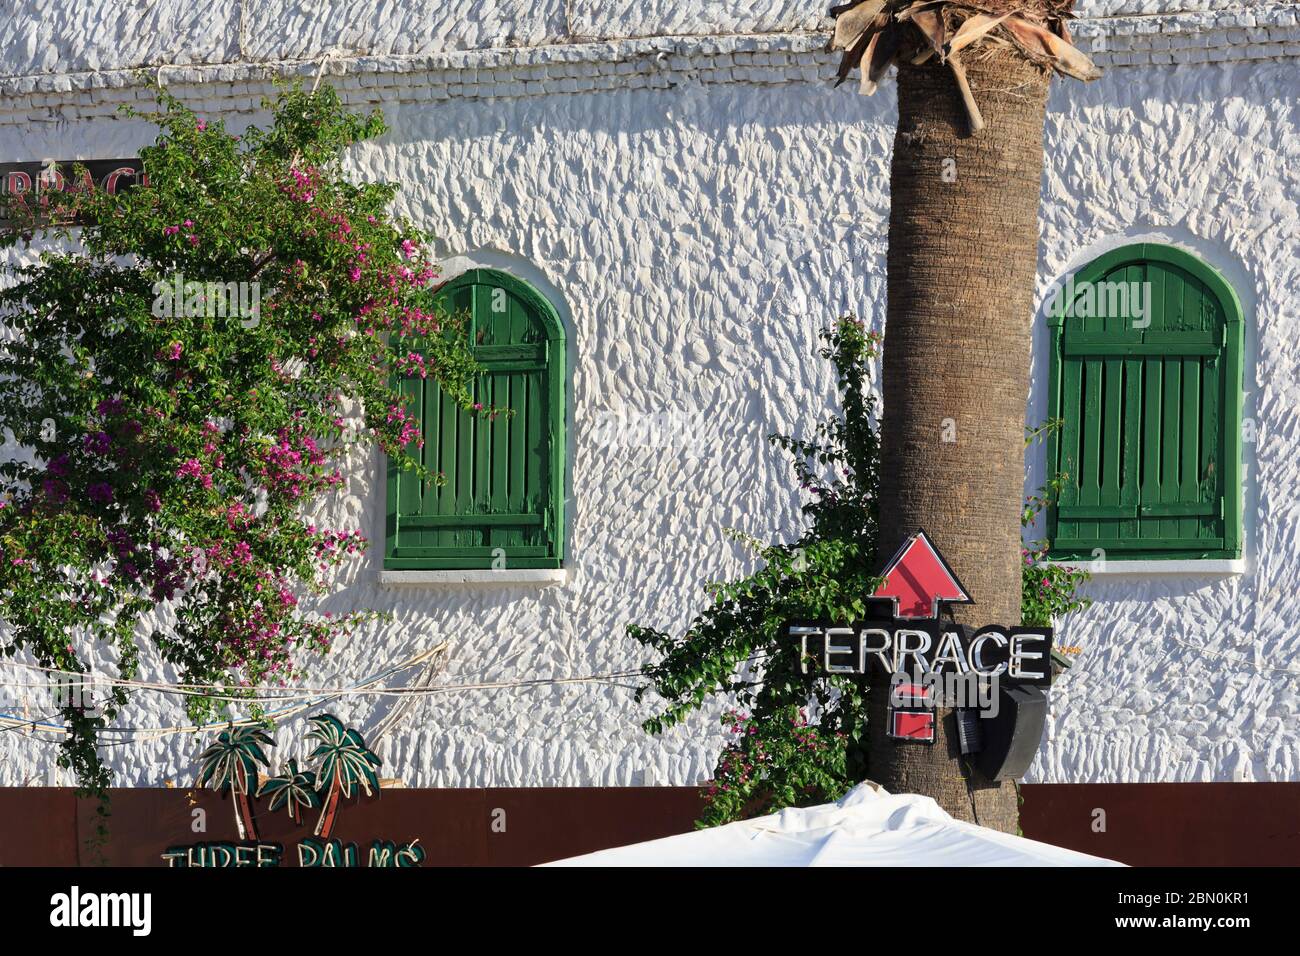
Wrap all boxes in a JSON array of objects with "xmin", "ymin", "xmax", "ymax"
[{"xmin": 0, "ymin": 2, "xmax": 1297, "ymax": 787}]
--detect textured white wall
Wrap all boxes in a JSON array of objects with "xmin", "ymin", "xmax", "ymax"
[{"xmin": 0, "ymin": 4, "xmax": 1297, "ymax": 788}]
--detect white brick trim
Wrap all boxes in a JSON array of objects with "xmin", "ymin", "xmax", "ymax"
[{"xmin": 0, "ymin": 4, "xmax": 1294, "ymax": 124}]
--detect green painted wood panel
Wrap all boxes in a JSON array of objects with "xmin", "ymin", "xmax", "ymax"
[
  {"xmin": 1046, "ymin": 245, "xmax": 1243, "ymax": 560},
  {"xmin": 386, "ymin": 269, "xmax": 566, "ymax": 570}
]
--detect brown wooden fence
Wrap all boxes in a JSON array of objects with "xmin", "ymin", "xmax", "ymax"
[{"xmin": 1, "ymin": 783, "xmax": 1296, "ymax": 866}]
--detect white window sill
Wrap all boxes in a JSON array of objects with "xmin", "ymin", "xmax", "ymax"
[
  {"xmin": 1049, "ymin": 559, "xmax": 1245, "ymax": 577},
  {"xmin": 378, "ymin": 569, "xmax": 569, "ymax": 588}
]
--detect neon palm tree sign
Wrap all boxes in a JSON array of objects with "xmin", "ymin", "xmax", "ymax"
[{"xmin": 168, "ymin": 713, "xmax": 423, "ymax": 867}]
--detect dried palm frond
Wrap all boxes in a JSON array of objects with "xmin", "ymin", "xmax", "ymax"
[
  {"xmin": 948, "ymin": 12, "xmax": 1010, "ymax": 55},
  {"xmin": 831, "ymin": 0, "xmax": 888, "ymax": 50},
  {"xmin": 862, "ymin": 22, "xmax": 906, "ymax": 94},
  {"xmin": 829, "ymin": 0, "xmax": 1101, "ymax": 135},
  {"xmin": 908, "ymin": 7, "xmax": 947, "ymax": 57},
  {"xmin": 1002, "ymin": 16, "xmax": 1102, "ymax": 81}
]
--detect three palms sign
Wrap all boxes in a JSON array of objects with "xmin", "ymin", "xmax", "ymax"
[{"xmin": 196, "ymin": 726, "xmax": 274, "ymax": 840}]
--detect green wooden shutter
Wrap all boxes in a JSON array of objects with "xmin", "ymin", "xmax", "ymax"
[
  {"xmin": 1047, "ymin": 244, "xmax": 1243, "ymax": 560},
  {"xmin": 385, "ymin": 269, "xmax": 566, "ymax": 570}
]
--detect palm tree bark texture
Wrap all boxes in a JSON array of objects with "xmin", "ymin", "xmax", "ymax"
[{"xmin": 868, "ymin": 50, "xmax": 1050, "ymax": 833}]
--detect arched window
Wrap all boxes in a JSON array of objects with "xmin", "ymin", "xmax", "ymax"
[
  {"xmin": 385, "ymin": 269, "xmax": 566, "ymax": 570},
  {"xmin": 1046, "ymin": 244, "xmax": 1243, "ymax": 560}
]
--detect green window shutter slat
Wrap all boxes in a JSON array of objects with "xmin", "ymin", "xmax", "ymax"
[
  {"xmin": 1120, "ymin": 353, "xmax": 1141, "ymax": 540},
  {"xmin": 491, "ymin": 371, "xmax": 509, "ymax": 550},
  {"xmin": 386, "ymin": 269, "xmax": 567, "ymax": 570},
  {"xmin": 1053, "ymin": 537, "xmax": 1225, "ymax": 552},
  {"xmin": 401, "ymin": 513, "xmax": 544, "ymax": 528},
  {"xmin": 1047, "ymin": 245, "xmax": 1243, "ymax": 561},
  {"xmin": 1200, "ymin": 327, "xmax": 1223, "ymax": 545},
  {"xmin": 1058, "ymin": 505, "xmax": 1135, "ymax": 520},
  {"xmin": 1079, "ymin": 361, "xmax": 1102, "ymax": 542},
  {"xmin": 1139, "ymin": 356, "xmax": 1162, "ymax": 550},
  {"xmin": 1100, "ymin": 357, "xmax": 1123, "ymax": 527},
  {"xmin": 1179, "ymin": 356, "xmax": 1201, "ymax": 541},
  {"xmin": 1159, "ymin": 356, "xmax": 1181, "ymax": 539},
  {"xmin": 437, "ymin": 370, "xmax": 459, "ymax": 549},
  {"xmin": 1138, "ymin": 502, "xmax": 1217, "ymax": 518},
  {"xmin": 1063, "ymin": 341, "xmax": 1219, "ymax": 356},
  {"xmin": 511, "ymin": 373, "xmax": 527, "ymax": 515}
]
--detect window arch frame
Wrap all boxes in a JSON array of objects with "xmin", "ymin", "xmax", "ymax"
[
  {"xmin": 1045, "ymin": 243, "xmax": 1244, "ymax": 561},
  {"xmin": 384, "ymin": 267, "xmax": 567, "ymax": 571}
]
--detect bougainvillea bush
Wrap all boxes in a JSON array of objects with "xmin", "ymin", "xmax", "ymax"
[
  {"xmin": 0, "ymin": 85, "xmax": 485, "ymax": 794},
  {"xmin": 630, "ymin": 319, "xmax": 1090, "ymax": 826},
  {"xmin": 630, "ymin": 319, "xmax": 881, "ymax": 825},
  {"xmin": 700, "ymin": 707, "xmax": 849, "ymax": 829}
]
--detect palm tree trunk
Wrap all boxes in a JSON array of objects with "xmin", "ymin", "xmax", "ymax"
[
  {"xmin": 868, "ymin": 50, "xmax": 1050, "ymax": 833},
  {"xmin": 233, "ymin": 766, "xmax": 257, "ymax": 841},
  {"xmin": 315, "ymin": 778, "xmax": 341, "ymax": 838}
]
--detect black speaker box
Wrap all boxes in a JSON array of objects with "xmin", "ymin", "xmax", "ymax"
[{"xmin": 974, "ymin": 685, "xmax": 1047, "ymax": 781}]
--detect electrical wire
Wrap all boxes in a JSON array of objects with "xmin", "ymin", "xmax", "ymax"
[
  {"xmin": 0, "ymin": 642, "xmax": 451, "ymax": 740},
  {"xmin": 0, "ymin": 658, "xmax": 646, "ymax": 701},
  {"xmin": 0, "ymin": 650, "xmax": 646, "ymax": 743}
]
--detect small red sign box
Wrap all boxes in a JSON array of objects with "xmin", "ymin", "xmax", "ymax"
[{"xmin": 889, "ymin": 710, "xmax": 936, "ymax": 743}]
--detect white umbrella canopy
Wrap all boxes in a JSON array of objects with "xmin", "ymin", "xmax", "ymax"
[{"xmin": 544, "ymin": 782, "xmax": 1123, "ymax": 867}]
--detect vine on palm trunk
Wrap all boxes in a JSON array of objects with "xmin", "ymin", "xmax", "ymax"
[
  {"xmin": 0, "ymin": 85, "xmax": 486, "ymax": 799},
  {"xmin": 629, "ymin": 318, "xmax": 1090, "ymax": 826}
]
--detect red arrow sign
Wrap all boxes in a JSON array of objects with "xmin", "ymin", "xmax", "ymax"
[{"xmin": 871, "ymin": 530, "xmax": 972, "ymax": 621}]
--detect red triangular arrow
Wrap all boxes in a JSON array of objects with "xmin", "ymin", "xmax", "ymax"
[{"xmin": 872, "ymin": 530, "xmax": 972, "ymax": 620}]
